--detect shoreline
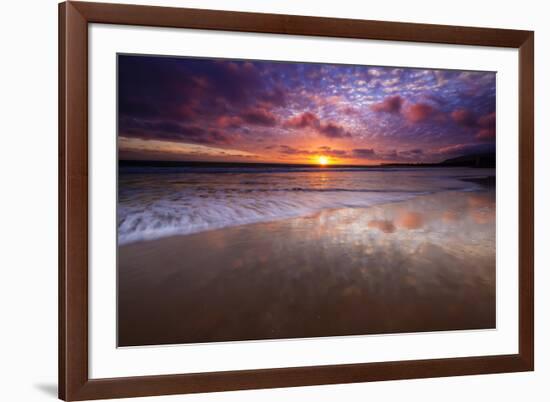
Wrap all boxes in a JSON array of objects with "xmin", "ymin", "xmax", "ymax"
[
  {"xmin": 118, "ymin": 189, "xmax": 496, "ymax": 347},
  {"xmin": 119, "ymin": 174, "xmax": 494, "ymax": 247}
]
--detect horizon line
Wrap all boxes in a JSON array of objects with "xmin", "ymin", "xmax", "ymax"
[{"xmin": 118, "ymin": 153, "xmax": 496, "ymax": 168}]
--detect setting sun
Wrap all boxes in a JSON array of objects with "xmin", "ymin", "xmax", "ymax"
[{"xmin": 318, "ymin": 156, "xmax": 329, "ymax": 166}]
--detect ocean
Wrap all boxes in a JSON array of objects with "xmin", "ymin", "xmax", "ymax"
[{"xmin": 118, "ymin": 165, "xmax": 495, "ymax": 245}]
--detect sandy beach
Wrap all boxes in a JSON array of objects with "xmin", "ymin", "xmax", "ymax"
[{"xmin": 118, "ymin": 188, "xmax": 495, "ymax": 347}]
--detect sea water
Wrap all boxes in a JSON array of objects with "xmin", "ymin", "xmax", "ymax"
[{"xmin": 118, "ymin": 166, "xmax": 495, "ymax": 245}]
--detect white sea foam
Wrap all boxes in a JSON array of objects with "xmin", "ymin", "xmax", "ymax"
[{"xmin": 118, "ymin": 167, "xmax": 493, "ymax": 244}]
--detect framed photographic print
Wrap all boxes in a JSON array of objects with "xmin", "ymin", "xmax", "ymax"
[{"xmin": 59, "ymin": 1, "xmax": 534, "ymax": 400}]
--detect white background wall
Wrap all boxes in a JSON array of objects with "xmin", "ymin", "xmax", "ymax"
[{"xmin": 0, "ymin": 0, "xmax": 546, "ymax": 401}]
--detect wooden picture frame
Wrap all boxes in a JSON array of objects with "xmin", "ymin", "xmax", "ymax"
[{"xmin": 59, "ymin": 1, "xmax": 534, "ymax": 400}]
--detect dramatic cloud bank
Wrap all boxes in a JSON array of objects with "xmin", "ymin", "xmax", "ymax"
[{"xmin": 118, "ymin": 55, "xmax": 496, "ymax": 164}]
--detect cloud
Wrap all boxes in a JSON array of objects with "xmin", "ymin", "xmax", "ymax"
[
  {"xmin": 118, "ymin": 56, "xmax": 276, "ymax": 126},
  {"xmin": 352, "ymin": 147, "xmax": 429, "ymax": 162},
  {"xmin": 342, "ymin": 106, "xmax": 359, "ymax": 116},
  {"xmin": 285, "ymin": 112, "xmax": 319, "ymax": 129},
  {"xmin": 240, "ymin": 108, "xmax": 278, "ymax": 126},
  {"xmin": 451, "ymin": 108, "xmax": 476, "ymax": 127},
  {"xmin": 119, "ymin": 99, "xmax": 161, "ymax": 119},
  {"xmin": 370, "ymin": 95, "xmax": 403, "ymax": 113},
  {"xmin": 119, "ymin": 137, "xmax": 257, "ymax": 161},
  {"xmin": 368, "ymin": 68, "xmax": 382, "ymax": 77},
  {"xmin": 433, "ymin": 142, "xmax": 495, "ymax": 157},
  {"xmin": 260, "ymin": 85, "xmax": 287, "ymax": 107},
  {"xmin": 478, "ymin": 112, "xmax": 496, "ymax": 128},
  {"xmin": 119, "ymin": 117, "xmax": 233, "ymax": 145},
  {"xmin": 371, "ymin": 96, "xmax": 438, "ymax": 124},
  {"xmin": 398, "ymin": 148, "xmax": 424, "ymax": 158},
  {"xmin": 278, "ymin": 145, "xmax": 310, "ymax": 155},
  {"xmin": 352, "ymin": 148, "xmax": 376, "ymax": 158},
  {"xmin": 118, "ymin": 55, "xmax": 497, "ymax": 163},
  {"xmin": 403, "ymin": 103, "xmax": 434, "ymax": 123},
  {"xmin": 476, "ymin": 128, "xmax": 496, "ymax": 141},
  {"xmin": 205, "ymin": 130, "xmax": 233, "ymax": 145},
  {"xmin": 216, "ymin": 115, "xmax": 243, "ymax": 129},
  {"xmin": 285, "ymin": 112, "xmax": 351, "ymax": 138},
  {"xmin": 216, "ymin": 108, "xmax": 278, "ymax": 129},
  {"xmin": 475, "ymin": 112, "xmax": 496, "ymax": 141},
  {"xmin": 278, "ymin": 145, "xmax": 348, "ymax": 157},
  {"xmin": 319, "ymin": 147, "xmax": 348, "ymax": 157},
  {"xmin": 318, "ymin": 122, "xmax": 351, "ymax": 138},
  {"xmin": 450, "ymin": 109, "xmax": 496, "ymax": 142}
]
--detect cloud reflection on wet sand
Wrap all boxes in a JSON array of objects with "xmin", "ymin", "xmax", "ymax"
[{"xmin": 118, "ymin": 190, "xmax": 496, "ymax": 347}]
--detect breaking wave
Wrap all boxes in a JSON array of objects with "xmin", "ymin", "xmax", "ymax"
[{"xmin": 118, "ymin": 167, "xmax": 491, "ymax": 244}]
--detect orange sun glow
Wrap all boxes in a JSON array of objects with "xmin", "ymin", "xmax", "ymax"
[{"xmin": 318, "ymin": 156, "xmax": 329, "ymax": 166}]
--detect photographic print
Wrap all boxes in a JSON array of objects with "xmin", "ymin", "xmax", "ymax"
[{"xmin": 117, "ymin": 54, "xmax": 496, "ymax": 347}]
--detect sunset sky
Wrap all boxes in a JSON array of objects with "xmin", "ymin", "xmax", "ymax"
[{"xmin": 118, "ymin": 55, "xmax": 496, "ymax": 165}]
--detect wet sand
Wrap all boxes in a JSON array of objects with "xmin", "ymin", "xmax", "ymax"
[{"xmin": 118, "ymin": 189, "xmax": 496, "ymax": 347}]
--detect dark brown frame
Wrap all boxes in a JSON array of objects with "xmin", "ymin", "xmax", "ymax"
[{"xmin": 59, "ymin": 1, "xmax": 534, "ymax": 400}]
